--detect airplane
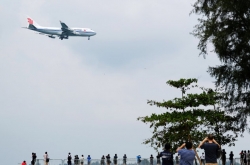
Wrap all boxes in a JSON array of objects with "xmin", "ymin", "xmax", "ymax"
[{"xmin": 23, "ymin": 18, "xmax": 96, "ymax": 40}]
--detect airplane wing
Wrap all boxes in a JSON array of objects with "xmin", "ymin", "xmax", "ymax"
[{"xmin": 60, "ymin": 21, "xmax": 73, "ymax": 33}]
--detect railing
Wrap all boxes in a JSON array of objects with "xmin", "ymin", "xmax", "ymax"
[
  {"xmin": 19, "ymin": 158, "xmax": 242, "ymax": 165},
  {"xmin": 218, "ymin": 158, "xmax": 242, "ymax": 165},
  {"xmin": 29, "ymin": 158, "xmax": 157, "ymax": 165}
]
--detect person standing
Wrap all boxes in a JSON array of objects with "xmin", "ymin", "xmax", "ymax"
[
  {"xmin": 240, "ymin": 151, "xmax": 244, "ymax": 165},
  {"xmin": 101, "ymin": 155, "xmax": 105, "ymax": 165},
  {"xmin": 123, "ymin": 154, "xmax": 127, "ymax": 165},
  {"xmin": 244, "ymin": 151, "xmax": 247, "ymax": 165},
  {"xmin": 80, "ymin": 155, "xmax": 84, "ymax": 165},
  {"xmin": 150, "ymin": 154, "xmax": 154, "ymax": 165},
  {"xmin": 68, "ymin": 153, "xmax": 72, "ymax": 165},
  {"xmin": 113, "ymin": 154, "xmax": 118, "ymax": 165},
  {"xmin": 44, "ymin": 152, "xmax": 49, "ymax": 165},
  {"xmin": 221, "ymin": 149, "xmax": 227, "ymax": 165},
  {"xmin": 229, "ymin": 151, "xmax": 234, "ymax": 165},
  {"xmin": 21, "ymin": 161, "xmax": 27, "ymax": 165},
  {"xmin": 247, "ymin": 150, "xmax": 250, "ymax": 165},
  {"xmin": 159, "ymin": 143, "xmax": 173, "ymax": 165},
  {"xmin": 87, "ymin": 155, "xmax": 91, "ymax": 165},
  {"xmin": 75, "ymin": 155, "xmax": 80, "ymax": 165},
  {"xmin": 106, "ymin": 154, "xmax": 111, "ymax": 165},
  {"xmin": 200, "ymin": 153, "xmax": 205, "ymax": 165},
  {"xmin": 175, "ymin": 154, "xmax": 179, "ymax": 165},
  {"xmin": 176, "ymin": 142, "xmax": 195, "ymax": 165},
  {"xmin": 137, "ymin": 155, "xmax": 141, "ymax": 165},
  {"xmin": 198, "ymin": 134, "xmax": 220, "ymax": 165},
  {"xmin": 156, "ymin": 153, "xmax": 161, "ymax": 165},
  {"xmin": 31, "ymin": 153, "xmax": 37, "ymax": 165}
]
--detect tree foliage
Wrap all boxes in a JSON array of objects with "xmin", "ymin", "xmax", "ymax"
[
  {"xmin": 138, "ymin": 78, "xmax": 241, "ymax": 152},
  {"xmin": 192, "ymin": 0, "xmax": 250, "ymax": 131}
]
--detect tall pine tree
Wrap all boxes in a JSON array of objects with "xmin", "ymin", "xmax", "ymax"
[{"xmin": 192, "ymin": 0, "xmax": 250, "ymax": 131}]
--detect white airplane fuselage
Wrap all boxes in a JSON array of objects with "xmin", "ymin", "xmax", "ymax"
[{"xmin": 34, "ymin": 27, "xmax": 96, "ymax": 37}]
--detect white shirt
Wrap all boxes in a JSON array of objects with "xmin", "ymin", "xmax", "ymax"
[{"xmin": 44, "ymin": 154, "xmax": 49, "ymax": 160}]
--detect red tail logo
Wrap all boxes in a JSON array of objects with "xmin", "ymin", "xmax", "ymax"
[{"xmin": 27, "ymin": 18, "xmax": 33, "ymax": 24}]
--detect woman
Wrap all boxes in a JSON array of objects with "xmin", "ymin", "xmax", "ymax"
[{"xmin": 229, "ymin": 151, "xmax": 234, "ymax": 165}]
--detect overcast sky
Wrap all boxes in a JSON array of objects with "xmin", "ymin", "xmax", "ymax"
[{"xmin": 0, "ymin": 0, "xmax": 249, "ymax": 164}]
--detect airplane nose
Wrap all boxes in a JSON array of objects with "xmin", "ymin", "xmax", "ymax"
[{"xmin": 93, "ymin": 32, "xmax": 96, "ymax": 35}]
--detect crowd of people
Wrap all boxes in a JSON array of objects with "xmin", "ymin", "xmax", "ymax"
[
  {"xmin": 239, "ymin": 150, "xmax": 250, "ymax": 165},
  {"xmin": 21, "ymin": 135, "xmax": 248, "ymax": 165}
]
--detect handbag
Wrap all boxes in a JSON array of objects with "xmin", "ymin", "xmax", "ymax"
[{"xmin": 46, "ymin": 158, "xmax": 49, "ymax": 162}]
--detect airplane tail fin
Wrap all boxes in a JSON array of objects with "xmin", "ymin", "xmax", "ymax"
[{"xmin": 27, "ymin": 17, "xmax": 42, "ymax": 29}]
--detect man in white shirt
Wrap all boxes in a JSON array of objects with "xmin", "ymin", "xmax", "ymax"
[
  {"xmin": 80, "ymin": 155, "xmax": 84, "ymax": 165},
  {"xmin": 43, "ymin": 152, "xmax": 49, "ymax": 165}
]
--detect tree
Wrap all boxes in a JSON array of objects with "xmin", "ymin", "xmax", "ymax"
[
  {"xmin": 192, "ymin": 0, "xmax": 250, "ymax": 131},
  {"xmin": 137, "ymin": 78, "xmax": 241, "ymax": 152}
]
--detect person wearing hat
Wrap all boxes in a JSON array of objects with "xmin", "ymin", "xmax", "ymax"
[
  {"xmin": 87, "ymin": 155, "xmax": 91, "ymax": 165},
  {"xmin": 137, "ymin": 155, "xmax": 141, "ymax": 165}
]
